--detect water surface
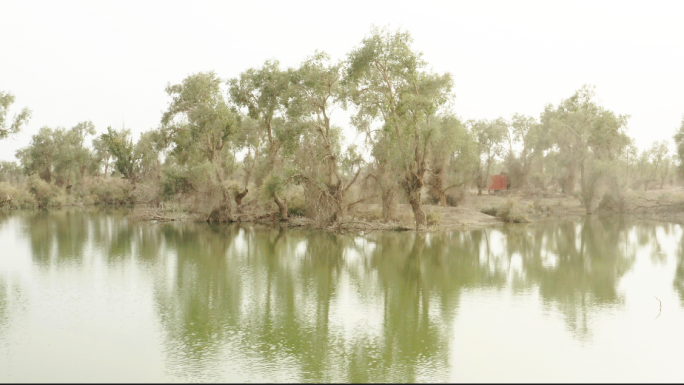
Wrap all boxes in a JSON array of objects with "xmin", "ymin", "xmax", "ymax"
[{"xmin": 1, "ymin": 210, "xmax": 683, "ymax": 382}]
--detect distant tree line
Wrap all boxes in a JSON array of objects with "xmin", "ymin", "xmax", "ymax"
[{"xmin": 2, "ymin": 27, "xmax": 684, "ymax": 227}]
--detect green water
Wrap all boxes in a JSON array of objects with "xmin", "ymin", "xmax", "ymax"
[{"xmin": 1, "ymin": 210, "xmax": 683, "ymax": 382}]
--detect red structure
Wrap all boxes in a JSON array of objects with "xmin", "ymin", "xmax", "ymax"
[{"xmin": 488, "ymin": 174, "xmax": 508, "ymax": 194}]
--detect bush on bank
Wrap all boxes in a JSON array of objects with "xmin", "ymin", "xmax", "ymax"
[{"xmin": 0, "ymin": 175, "xmax": 137, "ymax": 210}]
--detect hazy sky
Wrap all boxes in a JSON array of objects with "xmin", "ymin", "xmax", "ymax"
[{"xmin": 1, "ymin": 0, "xmax": 683, "ymax": 162}]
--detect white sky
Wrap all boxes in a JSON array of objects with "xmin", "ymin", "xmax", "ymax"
[{"xmin": 1, "ymin": 0, "xmax": 683, "ymax": 162}]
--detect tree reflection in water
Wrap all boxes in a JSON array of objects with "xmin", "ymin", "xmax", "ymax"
[{"xmin": 10, "ymin": 211, "xmax": 684, "ymax": 381}]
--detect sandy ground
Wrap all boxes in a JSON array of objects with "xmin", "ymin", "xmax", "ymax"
[
  {"xmin": 349, "ymin": 189, "xmax": 585, "ymax": 231},
  {"xmin": 348, "ymin": 185, "xmax": 684, "ymax": 231}
]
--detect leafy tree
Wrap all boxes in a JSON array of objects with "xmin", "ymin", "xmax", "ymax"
[
  {"xmin": 507, "ymin": 114, "xmax": 549, "ymax": 189},
  {"xmin": 346, "ymin": 27, "xmax": 453, "ymax": 228},
  {"xmin": 92, "ymin": 135, "xmax": 113, "ymax": 178},
  {"xmin": 16, "ymin": 121, "xmax": 97, "ymax": 188},
  {"xmin": 541, "ymin": 85, "xmax": 629, "ymax": 213},
  {"xmin": 0, "ymin": 161, "xmax": 23, "ymax": 184},
  {"xmin": 228, "ymin": 60, "xmax": 291, "ymax": 218},
  {"xmin": 426, "ymin": 114, "xmax": 475, "ymax": 205},
  {"xmin": 288, "ymin": 51, "xmax": 363, "ymax": 225},
  {"xmin": 0, "ymin": 90, "xmax": 31, "ymax": 140},
  {"xmin": 647, "ymin": 140, "xmax": 668, "ymax": 190},
  {"xmin": 162, "ymin": 71, "xmax": 237, "ymax": 220},
  {"xmin": 468, "ymin": 118, "xmax": 507, "ymax": 195},
  {"xmin": 673, "ymin": 116, "xmax": 684, "ymax": 177},
  {"xmin": 135, "ymin": 129, "xmax": 165, "ymax": 181},
  {"xmin": 100, "ymin": 126, "xmax": 142, "ymax": 183},
  {"xmin": 16, "ymin": 127, "xmax": 56, "ymax": 182}
]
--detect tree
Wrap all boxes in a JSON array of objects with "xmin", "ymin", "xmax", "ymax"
[
  {"xmin": 541, "ymin": 85, "xmax": 629, "ymax": 213},
  {"xmin": 17, "ymin": 127, "xmax": 58, "ymax": 182},
  {"xmin": 507, "ymin": 114, "xmax": 548, "ymax": 189},
  {"xmin": 92, "ymin": 135, "xmax": 114, "ymax": 178},
  {"xmin": 673, "ymin": 116, "xmax": 684, "ymax": 177},
  {"xmin": 162, "ymin": 71, "xmax": 237, "ymax": 221},
  {"xmin": 135, "ymin": 129, "xmax": 165, "ymax": 182},
  {"xmin": 100, "ymin": 126, "xmax": 142, "ymax": 183},
  {"xmin": 648, "ymin": 140, "xmax": 668, "ymax": 190},
  {"xmin": 468, "ymin": 118, "xmax": 507, "ymax": 195},
  {"xmin": 287, "ymin": 51, "xmax": 363, "ymax": 226},
  {"xmin": 16, "ymin": 122, "xmax": 97, "ymax": 188},
  {"xmin": 0, "ymin": 90, "xmax": 31, "ymax": 140},
  {"xmin": 228, "ymin": 60, "xmax": 291, "ymax": 219},
  {"xmin": 346, "ymin": 27, "xmax": 453, "ymax": 229},
  {"xmin": 426, "ymin": 114, "xmax": 475, "ymax": 206}
]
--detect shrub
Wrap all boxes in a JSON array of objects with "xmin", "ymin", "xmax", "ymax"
[
  {"xmin": 446, "ymin": 187, "xmax": 465, "ymax": 207},
  {"xmin": 495, "ymin": 198, "xmax": 531, "ymax": 223},
  {"xmin": 481, "ymin": 207, "xmax": 497, "ymax": 216},
  {"xmin": 161, "ymin": 168, "xmax": 194, "ymax": 199},
  {"xmin": 0, "ymin": 182, "xmax": 36, "ymax": 209},
  {"xmin": 598, "ymin": 193, "xmax": 627, "ymax": 213},
  {"xmin": 86, "ymin": 177, "xmax": 135, "ymax": 205},
  {"xmin": 533, "ymin": 198, "xmax": 551, "ymax": 214},
  {"xmin": 426, "ymin": 209, "xmax": 442, "ymax": 226},
  {"xmin": 27, "ymin": 174, "xmax": 64, "ymax": 208}
]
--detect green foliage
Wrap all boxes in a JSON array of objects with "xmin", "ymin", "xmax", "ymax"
[
  {"xmin": 426, "ymin": 209, "xmax": 442, "ymax": 226},
  {"xmin": 0, "ymin": 161, "xmax": 23, "ymax": 184},
  {"xmin": 287, "ymin": 191, "xmax": 307, "ymax": 217},
  {"xmin": 163, "ymin": 71, "xmax": 236, "ymax": 164},
  {"xmin": 468, "ymin": 118, "xmax": 508, "ymax": 191},
  {"xmin": 598, "ymin": 192, "xmax": 627, "ymax": 212},
  {"xmin": 0, "ymin": 182, "xmax": 36, "ymax": 209},
  {"xmin": 100, "ymin": 126, "xmax": 141, "ymax": 182},
  {"xmin": 26, "ymin": 174, "xmax": 63, "ymax": 208},
  {"xmin": 541, "ymin": 85, "xmax": 630, "ymax": 212},
  {"xmin": 673, "ymin": 116, "xmax": 684, "ymax": 176},
  {"xmin": 85, "ymin": 177, "xmax": 135, "ymax": 205},
  {"xmin": 532, "ymin": 198, "xmax": 551, "ymax": 214},
  {"xmin": 480, "ymin": 207, "xmax": 497, "ymax": 216},
  {"xmin": 16, "ymin": 122, "xmax": 97, "ymax": 186},
  {"xmin": 0, "ymin": 90, "xmax": 32, "ymax": 140},
  {"xmin": 260, "ymin": 173, "xmax": 285, "ymax": 200},
  {"xmin": 494, "ymin": 198, "xmax": 532, "ymax": 223}
]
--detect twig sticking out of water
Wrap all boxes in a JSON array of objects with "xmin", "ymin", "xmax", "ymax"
[{"xmin": 654, "ymin": 296, "xmax": 662, "ymax": 320}]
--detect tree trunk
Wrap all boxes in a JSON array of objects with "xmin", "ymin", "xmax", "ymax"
[
  {"xmin": 564, "ymin": 166, "xmax": 575, "ymax": 195},
  {"xmin": 273, "ymin": 191, "xmax": 288, "ymax": 221},
  {"xmin": 408, "ymin": 190, "xmax": 426, "ymax": 230},
  {"xmin": 580, "ymin": 162, "xmax": 595, "ymax": 214},
  {"xmin": 234, "ymin": 189, "xmax": 248, "ymax": 205},
  {"xmin": 381, "ymin": 187, "xmax": 396, "ymax": 222},
  {"xmin": 208, "ymin": 158, "xmax": 234, "ymax": 222},
  {"xmin": 406, "ymin": 172, "xmax": 426, "ymax": 230},
  {"xmin": 438, "ymin": 190, "xmax": 447, "ymax": 206},
  {"xmin": 427, "ymin": 166, "xmax": 447, "ymax": 206}
]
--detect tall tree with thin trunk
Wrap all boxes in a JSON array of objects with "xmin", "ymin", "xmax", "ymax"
[
  {"xmin": 228, "ymin": 60, "xmax": 290, "ymax": 219},
  {"xmin": 287, "ymin": 51, "xmax": 363, "ymax": 226},
  {"xmin": 162, "ymin": 72, "xmax": 237, "ymax": 221},
  {"xmin": 346, "ymin": 27, "xmax": 453, "ymax": 229}
]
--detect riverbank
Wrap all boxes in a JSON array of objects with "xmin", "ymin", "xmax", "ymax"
[{"xmin": 125, "ymin": 185, "xmax": 684, "ymax": 232}]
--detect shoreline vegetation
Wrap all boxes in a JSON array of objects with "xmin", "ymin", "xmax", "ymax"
[{"xmin": 3, "ymin": 27, "xmax": 684, "ymax": 232}]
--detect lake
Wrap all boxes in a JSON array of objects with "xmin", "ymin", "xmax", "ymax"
[{"xmin": 1, "ymin": 210, "xmax": 683, "ymax": 382}]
